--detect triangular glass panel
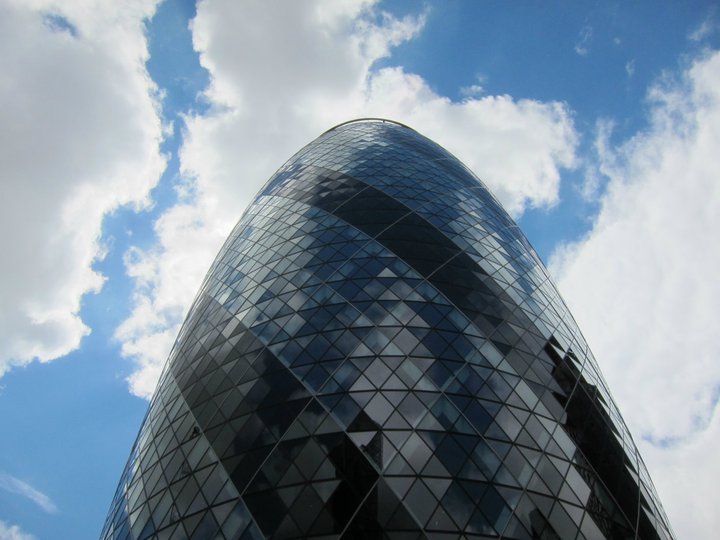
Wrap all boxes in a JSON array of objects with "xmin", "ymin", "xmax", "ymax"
[{"xmin": 385, "ymin": 452, "xmax": 415, "ymax": 477}]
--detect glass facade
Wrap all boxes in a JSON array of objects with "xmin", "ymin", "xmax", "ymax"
[{"xmin": 102, "ymin": 119, "xmax": 674, "ymax": 539}]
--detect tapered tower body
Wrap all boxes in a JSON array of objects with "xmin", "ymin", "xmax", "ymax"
[{"xmin": 103, "ymin": 119, "xmax": 673, "ymax": 539}]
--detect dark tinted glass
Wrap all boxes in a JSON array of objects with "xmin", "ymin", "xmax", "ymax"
[{"xmin": 102, "ymin": 119, "xmax": 673, "ymax": 540}]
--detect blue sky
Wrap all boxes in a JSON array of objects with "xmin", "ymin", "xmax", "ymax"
[{"xmin": 1, "ymin": 0, "xmax": 719, "ymax": 538}]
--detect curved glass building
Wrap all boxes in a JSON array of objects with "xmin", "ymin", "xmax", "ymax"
[{"xmin": 102, "ymin": 119, "xmax": 673, "ymax": 539}]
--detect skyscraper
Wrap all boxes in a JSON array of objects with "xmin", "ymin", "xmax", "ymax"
[{"xmin": 102, "ymin": 119, "xmax": 674, "ymax": 539}]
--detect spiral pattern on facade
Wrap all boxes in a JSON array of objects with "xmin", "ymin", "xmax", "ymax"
[{"xmin": 102, "ymin": 119, "xmax": 673, "ymax": 540}]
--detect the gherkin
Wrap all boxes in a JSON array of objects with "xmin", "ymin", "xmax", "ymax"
[{"xmin": 102, "ymin": 119, "xmax": 674, "ymax": 540}]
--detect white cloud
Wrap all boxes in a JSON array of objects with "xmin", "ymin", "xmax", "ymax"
[
  {"xmin": 574, "ymin": 25, "xmax": 593, "ymax": 56},
  {"xmin": 0, "ymin": 472, "xmax": 57, "ymax": 514},
  {"xmin": 689, "ymin": 17, "xmax": 715, "ymax": 42},
  {"xmin": 550, "ymin": 50, "xmax": 720, "ymax": 538},
  {"xmin": 459, "ymin": 83, "xmax": 485, "ymax": 97},
  {"xmin": 117, "ymin": 0, "xmax": 578, "ymax": 398},
  {"xmin": 625, "ymin": 58, "xmax": 636, "ymax": 77},
  {"xmin": 363, "ymin": 68, "xmax": 577, "ymax": 216},
  {"xmin": 0, "ymin": 0, "xmax": 165, "ymax": 376},
  {"xmin": 642, "ymin": 405, "xmax": 720, "ymax": 538},
  {"xmin": 460, "ymin": 74, "xmax": 487, "ymax": 97},
  {"xmin": 0, "ymin": 521, "xmax": 35, "ymax": 540}
]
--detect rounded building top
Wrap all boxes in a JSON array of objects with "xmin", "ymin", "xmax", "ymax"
[{"xmin": 321, "ymin": 117, "xmax": 414, "ymax": 136}]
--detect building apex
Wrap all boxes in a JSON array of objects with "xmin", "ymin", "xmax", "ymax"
[{"xmin": 322, "ymin": 117, "xmax": 414, "ymax": 135}]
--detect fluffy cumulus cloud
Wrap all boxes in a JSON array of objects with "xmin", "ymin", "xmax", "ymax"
[
  {"xmin": 0, "ymin": 521, "xmax": 35, "ymax": 540},
  {"xmin": 550, "ymin": 50, "xmax": 720, "ymax": 538},
  {"xmin": 363, "ymin": 68, "xmax": 576, "ymax": 215},
  {"xmin": 117, "ymin": 0, "xmax": 578, "ymax": 398},
  {"xmin": 0, "ymin": 0, "xmax": 165, "ymax": 376}
]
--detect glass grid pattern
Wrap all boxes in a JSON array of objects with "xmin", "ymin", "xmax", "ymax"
[{"xmin": 102, "ymin": 119, "xmax": 674, "ymax": 540}]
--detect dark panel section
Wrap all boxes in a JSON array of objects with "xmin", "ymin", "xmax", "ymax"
[
  {"xmin": 169, "ymin": 296, "xmax": 312, "ymax": 497},
  {"xmin": 545, "ymin": 342, "xmax": 661, "ymax": 540},
  {"xmin": 342, "ymin": 478, "xmax": 426, "ymax": 539},
  {"xmin": 243, "ymin": 400, "xmax": 380, "ymax": 538}
]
